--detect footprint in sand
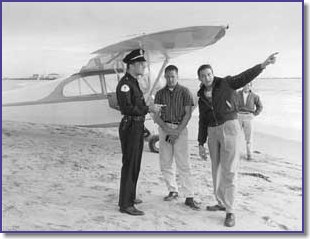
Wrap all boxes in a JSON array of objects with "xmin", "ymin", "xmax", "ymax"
[
  {"xmin": 92, "ymin": 216, "xmax": 107, "ymax": 224},
  {"xmin": 262, "ymin": 216, "xmax": 289, "ymax": 230},
  {"xmin": 166, "ymin": 214, "xmax": 187, "ymax": 226},
  {"xmin": 285, "ymin": 185, "xmax": 302, "ymax": 192},
  {"xmin": 3, "ymin": 132, "xmax": 12, "ymax": 137}
]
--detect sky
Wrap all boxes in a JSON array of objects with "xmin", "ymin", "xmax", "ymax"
[{"xmin": 2, "ymin": 2, "xmax": 303, "ymax": 78}]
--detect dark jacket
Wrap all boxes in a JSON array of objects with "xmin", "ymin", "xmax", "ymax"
[
  {"xmin": 236, "ymin": 90, "xmax": 263, "ymax": 116},
  {"xmin": 116, "ymin": 72, "xmax": 149, "ymax": 116},
  {"xmin": 198, "ymin": 64, "xmax": 263, "ymax": 146}
]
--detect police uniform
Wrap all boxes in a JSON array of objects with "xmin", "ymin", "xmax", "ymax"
[{"xmin": 116, "ymin": 49, "xmax": 149, "ymax": 212}]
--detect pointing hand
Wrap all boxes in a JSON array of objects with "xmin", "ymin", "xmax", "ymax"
[{"xmin": 262, "ymin": 52, "xmax": 279, "ymax": 68}]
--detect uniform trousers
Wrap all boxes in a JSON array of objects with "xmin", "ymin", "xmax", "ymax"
[
  {"xmin": 158, "ymin": 124, "xmax": 194, "ymax": 197},
  {"xmin": 207, "ymin": 119, "xmax": 241, "ymax": 213},
  {"xmin": 118, "ymin": 117, "xmax": 144, "ymax": 209}
]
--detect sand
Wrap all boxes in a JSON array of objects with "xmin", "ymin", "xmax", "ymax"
[{"xmin": 2, "ymin": 120, "xmax": 303, "ymax": 232}]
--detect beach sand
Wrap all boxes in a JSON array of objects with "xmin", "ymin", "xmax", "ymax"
[{"xmin": 2, "ymin": 120, "xmax": 302, "ymax": 232}]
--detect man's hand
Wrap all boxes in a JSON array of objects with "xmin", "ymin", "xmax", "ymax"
[
  {"xmin": 149, "ymin": 103, "xmax": 166, "ymax": 114},
  {"xmin": 166, "ymin": 134, "xmax": 178, "ymax": 145},
  {"xmin": 163, "ymin": 127, "xmax": 180, "ymax": 137},
  {"xmin": 199, "ymin": 145, "xmax": 208, "ymax": 160},
  {"xmin": 261, "ymin": 52, "xmax": 279, "ymax": 69}
]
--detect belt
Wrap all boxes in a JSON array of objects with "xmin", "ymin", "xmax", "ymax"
[
  {"xmin": 164, "ymin": 121, "xmax": 180, "ymax": 125},
  {"xmin": 123, "ymin": 115, "xmax": 145, "ymax": 121},
  {"xmin": 208, "ymin": 122, "xmax": 224, "ymax": 127},
  {"xmin": 238, "ymin": 112, "xmax": 252, "ymax": 114}
]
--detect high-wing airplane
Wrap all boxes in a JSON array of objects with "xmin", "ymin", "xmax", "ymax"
[{"xmin": 2, "ymin": 25, "xmax": 228, "ymax": 153}]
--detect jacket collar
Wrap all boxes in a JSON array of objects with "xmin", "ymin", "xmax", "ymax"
[{"xmin": 197, "ymin": 77, "xmax": 219, "ymax": 97}]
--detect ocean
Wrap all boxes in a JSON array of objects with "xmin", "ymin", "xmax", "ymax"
[{"xmin": 182, "ymin": 77, "xmax": 302, "ymax": 143}]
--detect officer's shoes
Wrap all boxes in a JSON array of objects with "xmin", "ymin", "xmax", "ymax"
[
  {"xmin": 224, "ymin": 213, "xmax": 236, "ymax": 227},
  {"xmin": 185, "ymin": 197, "xmax": 201, "ymax": 210},
  {"xmin": 133, "ymin": 198, "xmax": 143, "ymax": 204},
  {"xmin": 119, "ymin": 206, "xmax": 145, "ymax": 216},
  {"xmin": 163, "ymin": 192, "xmax": 179, "ymax": 201}
]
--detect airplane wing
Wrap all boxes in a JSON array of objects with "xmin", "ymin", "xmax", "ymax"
[{"xmin": 80, "ymin": 25, "xmax": 228, "ymax": 72}]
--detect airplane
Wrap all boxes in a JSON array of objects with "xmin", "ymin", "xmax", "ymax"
[{"xmin": 2, "ymin": 25, "xmax": 228, "ymax": 153}]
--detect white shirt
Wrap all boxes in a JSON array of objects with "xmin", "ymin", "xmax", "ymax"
[{"xmin": 243, "ymin": 91, "xmax": 249, "ymax": 105}]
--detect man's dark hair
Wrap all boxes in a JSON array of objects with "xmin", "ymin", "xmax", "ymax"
[
  {"xmin": 165, "ymin": 65, "xmax": 178, "ymax": 74},
  {"xmin": 197, "ymin": 64, "xmax": 213, "ymax": 77}
]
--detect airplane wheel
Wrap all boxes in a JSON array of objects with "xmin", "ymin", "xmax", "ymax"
[
  {"xmin": 144, "ymin": 127, "xmax": 151, "ymax": 138},
  {"xmin": 148, "ymin": 135, "xmax": 159, "ymax": 153}
]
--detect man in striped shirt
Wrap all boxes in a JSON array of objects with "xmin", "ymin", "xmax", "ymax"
[{"xmin": 154, "ymin": 65, "xmax": 200, "ymax": 210}]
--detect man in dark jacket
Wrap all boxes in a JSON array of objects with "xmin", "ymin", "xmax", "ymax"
[
  {"xmin": 237, "ymin": 82, "xmax": 263, "ymax": 160},
  {"xmin": 197, "ymin": 53, "xmax": 278, "ymax": 227}
]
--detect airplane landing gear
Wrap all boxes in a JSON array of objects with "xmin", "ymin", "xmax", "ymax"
[{"xmin": 148, "ymin": 135, "xmax": 159, "ymax": 153}]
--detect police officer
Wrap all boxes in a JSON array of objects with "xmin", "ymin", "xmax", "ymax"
[{"xmin": 117, "ymin": 49, "xmax": 162, "ymax": 216}]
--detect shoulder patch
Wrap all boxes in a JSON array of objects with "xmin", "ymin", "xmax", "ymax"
[{"xmin": 121, "ymin": 84, "xmax": 130, "ymax": 92}]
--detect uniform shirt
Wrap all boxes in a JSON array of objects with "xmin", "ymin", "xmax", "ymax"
[
  {"xmin": 116, "ymin": 72, "xmax": 149, "ymax": 116},
  {"xmin": 154, "ymin": 83, "xmax": 193, "ymax": 123}
]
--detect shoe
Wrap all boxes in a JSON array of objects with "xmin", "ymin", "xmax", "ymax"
[
  {"xmin": 206, "ymin": 204, "xmax": 226, "ymax": 211},
  {"xmin": 133, "ymin": 198, "xmax": 143, "ymax": 204},
  {"xmin": 164, "ymin": 192, "xmax": 179, "ymax": 201},
  {"xmin": 224, "ymin": 213, "xmax": 235, "ymax": 227},
  {"xmin": 185, "ymin": 197, "xmax": 201, "ymax": 210},
  {"xmin": 119, "ymin": 206, "xmax": 145, "ymax": 216}
]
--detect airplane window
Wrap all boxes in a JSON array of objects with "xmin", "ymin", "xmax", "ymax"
[
  {"xmin": 63, "ymin": 75, "xmax": 103, "ymax": 97},
  {"xmin": 104, "ymin": 74, "xmax": 123, "ymax": 93}
]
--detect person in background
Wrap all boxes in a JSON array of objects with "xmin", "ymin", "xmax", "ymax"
[
  {"xmin": 116, "ymin": 49, "xmax": 162, "ymax": 216},
  {"xmin": 154, "ymin": 65, "xmax": 200, "ymax": 210},
  {"xmin": 197, "ymin": 53, "xmax": 278, "ymax": 227},
  {"xmin": 237, "ymin": 82, "xmax": 263, "ymax": 160}
]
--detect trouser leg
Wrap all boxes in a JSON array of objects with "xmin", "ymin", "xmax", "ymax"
[
  {"xmin": 159, "ymin": 127, "xmax": 177, "ymax": 193},
  {"xmin": 207, "ymin": 127, "xmax": 223, "ymax": 206},
  {"xmin": 118, "ymin": 120, "xmax": 144, "ymax": 208},
  {"xmin": 243, "ymin": 119, "xmax": 253, "ymax": 157},
  {"xmin": 174, "ymin": 127, "xmax": 194, "ymax": 198},
  {"xmin": 217, "ymin": 120, "xmax": 241, "ymax": 213}
]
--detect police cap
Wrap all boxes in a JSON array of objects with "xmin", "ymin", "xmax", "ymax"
[{"xmin": 123, "ymin": 49, "xmax": 146, "ymax": 64}]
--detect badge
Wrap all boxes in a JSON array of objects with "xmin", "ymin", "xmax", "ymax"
[{"xmin": 121, "ymin": 84, "xmax": 130, "ymax": 92}]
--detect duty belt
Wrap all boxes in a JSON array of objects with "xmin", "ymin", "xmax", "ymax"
[
  {"xmin": 238, "ymin": 111, "xmax": 252, "ymax": 114},
  {"xmin": 123, "ymin": 115, "xmax": 145, "ymax": 121},
  {"xmin": 164, "ymin": 121, "xmax": 180, "ymax": 125}
]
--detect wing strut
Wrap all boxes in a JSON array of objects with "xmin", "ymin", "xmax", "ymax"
[{"xmin": 146, "ymin": 56, "xmax": 169, "ymax": 104}]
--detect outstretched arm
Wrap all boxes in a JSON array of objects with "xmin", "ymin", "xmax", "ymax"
[
  {"xmin": 228, "ymin": 52, "xmax": 279, "ymax": 90},
  {"xmin": 261, "ymin": 52, "xmax": 279, "ymax": 69}
]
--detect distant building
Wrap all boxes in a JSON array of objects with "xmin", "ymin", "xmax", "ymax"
[
  {"xmin": 45, "ymin": 73, "xmax": 60, "ymax": 80},
  {"xmin": 2, "ymin": 73, "xmax": 61, "ymax": 81},
  {"xmin": 32, "ymin": 74, "xmax": 40, "ymax": 80}
]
